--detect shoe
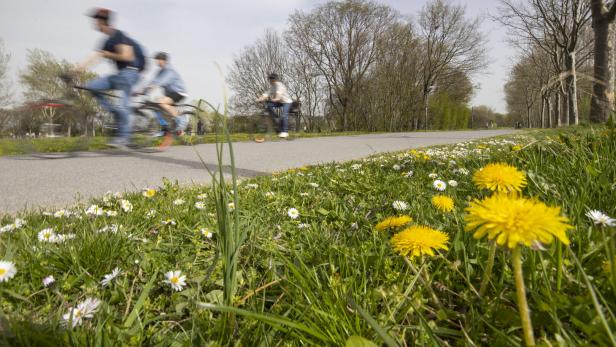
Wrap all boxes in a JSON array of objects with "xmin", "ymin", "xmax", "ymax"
[
  {"xmin": 107, "ymin": 138, "xmax": 130, "ymax": 151},
  {"xmin": 278, "ymin": 132, "xmax": 289, "ymax": 138},
  {"xmin": 158, "ymin": 133, "xmax": 174, "ymax": 151}
]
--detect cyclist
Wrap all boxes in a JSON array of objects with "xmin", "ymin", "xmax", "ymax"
[
  {"xmin": 140, "ymin": 52, "xmax": 188, "ymax": 148},
  {"xmin": 255, "ymin": 73, "xmax": 292, "ymax": 139},
  {"xmin": 76, "ymin": 8, "xmax": 146, "ymax": 149}
]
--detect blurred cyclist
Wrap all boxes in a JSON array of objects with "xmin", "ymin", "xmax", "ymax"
[
  {"xmin": 141, "ymin": 52, "xmax": 188, "ymax": 147},
  {"xmin": 256, "ymin": 73, "xmax": 292, "ymax": 139},
  {"xmin": 76, "ymin": 8, "xmax": 147, "ymax": 149}
]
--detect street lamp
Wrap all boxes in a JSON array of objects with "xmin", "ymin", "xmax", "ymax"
[{"xmin": 425, "ymin": 85, "xmax": 436, "ymax": 130}]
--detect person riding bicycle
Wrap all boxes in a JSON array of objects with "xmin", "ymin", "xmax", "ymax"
[
  {"xmin": 141, "ymin": 52, "xmax": 188, "ymax": 137},
  {"xmin": 76, "ymin": 8, "xmax": 146, "ymax": 149},
  {"xmin": 255, "ymin": 73, "xmax": 292, "ymax": 139}
]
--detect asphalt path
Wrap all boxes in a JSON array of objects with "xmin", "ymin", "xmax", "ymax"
[{"xmin": 0, "ymin": 130, "xmax": 515, "ymax": 215}]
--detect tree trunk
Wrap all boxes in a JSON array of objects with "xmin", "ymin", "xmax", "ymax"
[
  {"xmin": 527, "ymin": 106, "xmax": 532, "ymax": 128},
  {"xmin": 547, "ymin": 95, "xmax": 552, "ymax": 128},
  {"xmin": 556, "ymin": 92, "xmax": 562, "ymax": 127},
  {"xmin": 567, "ymin": 52, "xmax": 579, "ymax": 125},
  {"xmin": 590, "ymin": 0, "xmax": 613, "ymax": 123},
  {"xmin": 562, "ymin": 90, "xmax": 570, "ymax": 126},
  {"xmin": 540, "ymin": 96, "xmax": 546, "ymax": 128}
]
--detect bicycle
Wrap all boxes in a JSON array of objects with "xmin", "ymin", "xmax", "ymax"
[
  {"xmin": 253, "ymin": 100, "xmax": 301, "ymax": 143},
  {"xmin": 18, "ymin": 73, "xmax": 202, "ymax": 158}
]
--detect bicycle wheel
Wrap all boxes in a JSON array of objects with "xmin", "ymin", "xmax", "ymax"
[{"xmin": 130, "ymin": 109, "xmax": 162, "ymax": 152}]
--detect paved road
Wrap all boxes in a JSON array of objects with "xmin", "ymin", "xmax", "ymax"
[{"xmin": 0, "ymin": 130, "xmax": 514, "ymax": 215}]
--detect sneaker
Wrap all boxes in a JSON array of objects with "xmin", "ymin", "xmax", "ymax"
[
  {"xmin": 107, "ymin": 139, "xmax": 130, "ymax": 151},
  {"xmin": 278, "ymin": 132, "xmax": 289, "ymax": 138}
]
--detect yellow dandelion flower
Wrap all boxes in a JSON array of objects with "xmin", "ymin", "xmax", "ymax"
[
  {"xmin": 512, "ymin": 145, "xmax": 523, "ymax": 151},
  {"xmin": 143, "ymin": 188, "xmax": 156, "ymax": 198},
  {"xmin": 472, "ymin": 162, "xmax": 527, "ymax": 193},
  {"xmin": 391, "ymin": 226, "xmax": 449, "ymax": 259},
  {"xmin": 375, "ymin": 215, "xmax": 412, "ymax": 231},
  {"xmin": 432, "ymin": 195, "xmax": 454, "ymax": 212},
  {"xmin": 465, "ymin": 194, "xmax": 572, "ymax": 249}
]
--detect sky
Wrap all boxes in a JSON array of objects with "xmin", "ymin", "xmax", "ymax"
[{"xmin": 0, "ymin": 0, "xmax": 516, "ymax": 113}]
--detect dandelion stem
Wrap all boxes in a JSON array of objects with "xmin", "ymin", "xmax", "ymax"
[
  {"xmin": 404, "ymin": 258, "xmax": 442, "ymax": 308},
  {"xmin": 512, "ymin": 247, "xmax": 535, "ymax": 346},
  {"xmin": 555, "ymin": 241, "xmax": 562, "ymax": 291},
  {"xmin": 479, "ymin": 242, "xmax": 497, "ymax": 297}
]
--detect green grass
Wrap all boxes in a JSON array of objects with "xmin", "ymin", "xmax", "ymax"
[
  {"xmin": 0, "ymin": 131, "xmax": 374, "ymax": 157},
  {"xmin": 0, "ymin": 126, "xmax": 614, "ymax": 346}
]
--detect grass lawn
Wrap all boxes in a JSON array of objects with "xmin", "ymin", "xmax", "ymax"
[
  {"xmin": 0, "ymin": 126, "xmax": 614, "ymax": 345},
  {"xmin": 0, "ymin": 131, "xmax": 375, "ymax": 157}
]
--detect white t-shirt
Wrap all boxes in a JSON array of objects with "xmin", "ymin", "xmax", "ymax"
[{"xmin": 268, "ymin": 81, "xmax": 293, "ymax": 104}]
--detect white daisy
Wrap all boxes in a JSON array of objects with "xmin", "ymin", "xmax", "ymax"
[
  {"xmin": 54, "ymin": 209, "xmax": 69, "ymax": 218},
  {"xmin": 42, "ymin": 275, "xmax": 55, "ymax": 287},
  {"xmin": 13, "ymin": 218, "xmax": 26, "ymax": 229},
  {"xmin": 164, "ymin": 270, "xmax": 187, "ymax": 291},
  {"xmin": 246, "ymin": 183, "xmax": 259, "ymax": 189},
  {"xmin": 120, "ymin": 199, "xmax": 133, "ymax": 213},
  {"xmin": 404, "ymin": 170, "xmax": 414, "ymax": 178},
  {"xmin": 55, "ymin": 234, "xmax": 76, "ymax": 243},
  {"xmin": 448, "ymin": 180, "xmax": 459, "ymax": 187},
  {"xmin": 392, "ymin": 200, "xmax": 409, "ymax": 211},
  {"xmin": 105, "ymin": 210, "xmax": 118, "ymax": 217},
  {"xmin": 287, "ymin": 208, "xmax": 300, "ymax": 219},
  {"xmin": 113, "ymin": 192, "xmax": 123, "ymax": 199},
  {"xmin": 162, "ymin": 219, "xmax": 176, "ymax": 226},
  {"xmin": 98, "ymin": 224, "xmax": 120, "ymax": 234},
  {"xmin": 85, "ymin": 205, "xmax": 104, "ymax": 216},
  {"xmin": 300, "ymin": 192, "xmax": 309, "ymax": 197},
  {"xmin": 197, "ymin": 193, "xmax": 207, "ymax": 200},
  {"xmin": 428, "ymin": 173, "xmax": 438, "ymax": 179},
  {"xmin": 298, "ymin": 223, "xmax": 310, "ymax": 229},
  {"xmin": 586, "ymin": 210, "xmax": 616, "ymax": 227},
  {"xmin": 351, "ymin": 163, "xmax": 362, "ymax": 170},
  {"xmin": 146, "ymin": 209, "xmax": 157, "ymax": 218},
  {"xmin": 195, "ymin": 201, "xmax": 206, "ymax": 210},
  {"xmin": 38, "ymin": 228, "xmax": 57, "ymax": 243},
  {"xmin": 173, "ymin": 199, "xmax": 185, "ymax": 206},
  {"xmin": 265, "ymin": 192, "xmax": 275, "ymax": 199},
  {"xmin": 200, "ymin": 228, "xmax": 213, "ymax": 238},
  {"xmin": 392, "ymin": 164, "xmax": 401, "ymax": 171},
  {"xmin": 309, "ymin": 182, "xmax": 319, "ymax": 188},
  {"xmin": 456, "ymin": 168, "xmax": 470, "ymax": 176},
  {"xmin": 101, "ymin": 267, "xmax": 121, "ymax": 287},
  {"xmin": 227, "ymin": 202, "xmax": 235, "ymax": 212},
  {"xmin": 0, "ymin": 224, "xmax": 15, "ymax": 233},
  {"xmin": 0, "ymin": 260, "xmax": 17, "ymax": 282},
  {"xmin": 433, "ymin": 180, "xmax": 447, "ymax": 191},
  {"xmin": 63, "ymin": 297, "xmax": 101, "ymax": 327}
]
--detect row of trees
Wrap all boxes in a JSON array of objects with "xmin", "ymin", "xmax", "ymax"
[
  {"xmin": 501, "ymin": 0, "xmax": 616, "ymax": 127},
  {"xmin": 227, "ymin": 0, "xmax": 487, "ymax": 132},
  {"xmin": 0, "ymin": 40, "xmax": 103, "ymax": 137}
]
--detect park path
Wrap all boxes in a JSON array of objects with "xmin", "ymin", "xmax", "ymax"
[{"xmin": 0, "ymin": 130, "xmax": 515, "ymax": 215}]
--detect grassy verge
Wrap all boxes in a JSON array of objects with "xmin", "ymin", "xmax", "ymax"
[
  {"xmin": 0, "ymin": 126, "xmax": 614, "ymax": 345},
  {"xmin": 0, "ymin": 131, "xmax": 374, "ymax": 156}
]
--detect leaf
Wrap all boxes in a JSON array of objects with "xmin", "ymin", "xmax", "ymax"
[
  {"xmin": 345, "ymin": 336, "xmax": 379, "ymax": 347},
  {"xmin": 347, "ymin": 297, "xmax": 400, "ymax": 347},
  {"xmin": 123, "ymin": 271, "xmax": 158, "ymax": 329},
  {"xmin": 317, "ymin": 208, "xmax": 329, "ymax": 216}
]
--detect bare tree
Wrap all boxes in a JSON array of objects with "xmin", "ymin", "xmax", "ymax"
[
  {"xmin": 227, "ymin": 29, "xmax": 291, "ymax": 115},
  {"xmin": 0, "ymin": 38, "xmax": 13, "ymax": 108},
  {"xmin": 288, "ymin": 0, "xmax": 398, "ymax": 131},
  {"xmin": 590, "ymin": 0, "xmax": 616, "ymax": 122},
  {"xmin": 417, "ymin": 0, "xmax": 487, "ymax": 129},
  {"xmin": 496, "ymin": 0, "xmax": 592, "ymax": 126}
]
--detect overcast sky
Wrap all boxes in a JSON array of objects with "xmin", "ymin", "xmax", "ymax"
[{"xmin": 0, "ymin": 0, "xmax": 515, "ymax": 113}]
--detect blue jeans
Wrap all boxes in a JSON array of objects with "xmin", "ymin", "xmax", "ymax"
[
  {"xmin": 86, "ymin": 68, "xmax": 140, "ymax": 142},
  {"xmin": 266, "ymin": 101, "xmax": 291, "ymax": 132}
]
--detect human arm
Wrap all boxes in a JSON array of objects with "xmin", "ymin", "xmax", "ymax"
[{"xmin": 76, "ymin": 51, "xmax": 103, "ymax": 71}]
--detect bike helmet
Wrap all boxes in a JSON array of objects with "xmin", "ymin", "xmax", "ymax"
[
  {"xmin": 154, "ymin": 52, "xmax": 169, "ymax": 61},
  {"xmin": 268, "ymin": 73, "xmax": 279, "ymax": 81}
]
